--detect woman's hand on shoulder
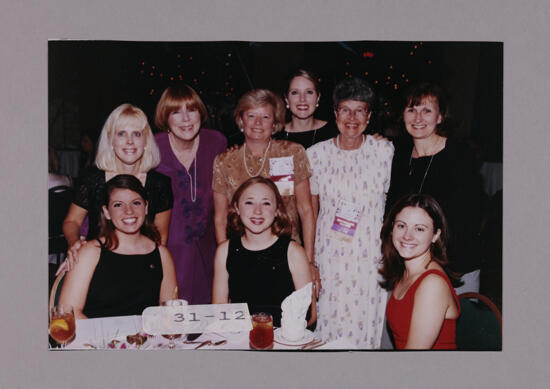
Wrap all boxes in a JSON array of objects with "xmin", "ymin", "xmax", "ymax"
[{"xmin": 56, "ymin": 236, "xmax": 88, "ymax": 276}]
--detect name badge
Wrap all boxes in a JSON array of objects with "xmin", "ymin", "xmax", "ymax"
[
  {"xmin": 331, "ymin": 199, "xmax": 363, "ymax": 242},
  {"xmin": 142, "ymin": 303, "xmax": 252, "ymax": 335},
  {"xmin": 269, "ymin": 156, "xmax": 295, "ymax": 196}
]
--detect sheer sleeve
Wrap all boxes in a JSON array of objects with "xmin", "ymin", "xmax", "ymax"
[{"xmin": 146, "ymin": 170, "xmax": 173, "ymax": 215}]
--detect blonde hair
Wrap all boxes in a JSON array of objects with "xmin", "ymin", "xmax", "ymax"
[
  {"xmin": 95, "ymin": 104, "xmax": 160, "ymax": 173},
  {"xmin": 154, "ymin": 85, "xmax": 208, "ymax": 131},
  {"xmin": 234, "ymin": 89, "xmax": 286, "ymax": 133}
]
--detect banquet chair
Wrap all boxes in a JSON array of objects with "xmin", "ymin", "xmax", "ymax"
[
  {"xmin": 49, "ymin": 185, "xmax": 73, "ymax": 265},
  {"xmin": 456, "ymin": 292, "xmax": 502, "ymax": 350},
  {"xmin": 49, "ymin": 270, "xmax": 66, "ymax": 311}
]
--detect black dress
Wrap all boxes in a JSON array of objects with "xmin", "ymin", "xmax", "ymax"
[
  {"xmin": 226, "ymin": 236, "xmax": 294, "ymax": 326},
  {"xmin": 385, "ymin": 137, "xmax": 485, "ymax": 274},
  {"xmin": 73, "ymin": 167, "xmax": 173, "ymax": 240},
  {"xmin": 83, "ymin": 241, "xmax": 163, "ymax": 318},
  {"xmin": 273, "ymin": 121, "xmax": 339, "ymax": 149}
]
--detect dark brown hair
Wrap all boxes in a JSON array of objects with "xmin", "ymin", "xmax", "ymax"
[
  {"xmin": 154, "ymin": 84, "xmax": 208, "ymax": 131},
  {"xmin": 400, "ymin": 82, "xmax": 451, "ymax": 136},
  {"xmin": 99, "ymin": 174, "xmax": 160, "ymax": 250},
  {"xmin": 227, "ymin": 177, "xmax": 292, "ymax": 239},
  {"xmin": 379, "ymin": 193, "xmax": 458, "ymax": 290}
]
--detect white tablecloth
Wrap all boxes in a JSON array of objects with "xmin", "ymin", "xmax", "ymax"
[{"xmin": 60, "ymin": 315, "xmax": 353, "ymax": 350}]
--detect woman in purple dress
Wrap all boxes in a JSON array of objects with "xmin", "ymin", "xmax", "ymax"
[{"xmin": 154, "ymin": 85, "xmax": 227, "ymax": 304}]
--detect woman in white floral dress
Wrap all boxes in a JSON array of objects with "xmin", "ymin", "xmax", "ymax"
[{"xmin": 307, "ymin": 78, "xmax": 393, "ymax": 348}]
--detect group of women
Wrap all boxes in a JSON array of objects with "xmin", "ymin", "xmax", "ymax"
[{"xmin": 56, "ymin": 68, "xmax": 485, "ymax": 350}]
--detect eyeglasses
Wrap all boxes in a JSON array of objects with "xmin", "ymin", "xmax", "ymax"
[{"xmin": 336, "ymin": 106, "xmax": 369, "ymax": 119}]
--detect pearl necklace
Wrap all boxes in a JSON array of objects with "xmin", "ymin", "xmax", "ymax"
[
  {"xmin": 187, "ymin": 157, "xmax": 197, "ymax": 202},
  {"xmin": 243, "ymin": 139, "xmax": 271, "ymax": 178}
]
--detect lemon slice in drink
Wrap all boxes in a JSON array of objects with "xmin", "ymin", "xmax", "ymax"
[{"xmin": 51, "ymin": 318, "xmax": 69, "ymax": 331}]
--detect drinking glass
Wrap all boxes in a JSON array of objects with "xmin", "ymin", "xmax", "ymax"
[
  {"xmin": 161, "ymin": 299, "xmax": 187, "ymax": 349},
  {"xmin": 49, "ymin": 304, "xmax": 76, "ymax": 349},
  {"xmin": 249, "ymin": 313, "xmax": 274, "ymax": 350}
]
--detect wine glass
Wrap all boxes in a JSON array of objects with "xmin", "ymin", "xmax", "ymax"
[
  {"xmin": 49, "ymin": 304, "xmax": 76, "ymax": 349},
  {"xmin": 161, "ymin": 299, "xmax": 187, "ymax": 349}
]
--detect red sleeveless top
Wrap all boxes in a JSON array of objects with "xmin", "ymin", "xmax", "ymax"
[{"xmin": 386, "ymin": 269, "xmax": 460, "ymax": 350}]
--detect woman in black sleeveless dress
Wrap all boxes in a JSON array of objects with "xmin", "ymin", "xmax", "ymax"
[
  {"xmin": 58, "ymin": 175, "xmax": 177, "ymax": 319},
  {"xmin": 212, "ymin": 177, "xmax": 313, "ymax": 326}
]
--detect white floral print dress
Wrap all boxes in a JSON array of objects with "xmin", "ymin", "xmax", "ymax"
[{"xmin": 307, "ymin": 136, "xmax": 394, "ymax": 348}]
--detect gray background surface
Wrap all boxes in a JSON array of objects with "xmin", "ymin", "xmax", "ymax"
[{"xmin": 1, "ymin": 0, "xmax": 548, "ymax": 388}]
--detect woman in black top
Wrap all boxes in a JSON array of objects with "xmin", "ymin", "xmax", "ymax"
[
  {"xmin": 273, "ymin": 68, "xmax": 338, "ymax": 149},
  {"xmin": 58, "ymin": 104, "xmax": 173, "ymax": 275},
  {"xmin": 58, "ymin": 175, "xmax": 177, "ymax": 319},
  {"xmin": 212, "ymin": 177, "xmax": 312, "ymax": 326},
  {"xmin": 385, "ymin": 83, "xmax": 485, "ymax": 293}
]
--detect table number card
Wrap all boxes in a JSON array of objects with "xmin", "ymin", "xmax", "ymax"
[{"xmin": 142, "ymin": 303, "xmax": 252, "ymax": 335}]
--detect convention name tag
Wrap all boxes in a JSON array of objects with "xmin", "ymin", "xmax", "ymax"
[
  {"xmin": 331, "ymin": 199, "xmax": 363, "ymax": 242},
  {"xmin": 270, "ymin": 156, "xmax": 295, "ymax": 196},
  {"xmin": 141, "ymin": 303, "xmax": 252, "ymax": 335}
]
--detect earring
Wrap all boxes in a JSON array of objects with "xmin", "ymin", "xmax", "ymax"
[
  {"xmin": 240, "ymin": 128, "xmax": 244, "ymax": 133},
  {"xmin": 286, "ymin": 104, "xmax": 290, "ymax": 109},
  {"xmin": 315, "ymin": 103, "xmax": 319, "ymax": 107}
]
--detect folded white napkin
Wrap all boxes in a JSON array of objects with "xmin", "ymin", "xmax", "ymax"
[{"xmin": 280, "ymin": 282, "xmax": 312, "ymax": 340}]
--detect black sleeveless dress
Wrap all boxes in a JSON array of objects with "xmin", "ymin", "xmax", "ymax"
[
  {"xmin": 83, "ymin": 241, "xmax": 163, "ymax": 318},
  {"xmin": 226, "ymin": 236, "xmax": 294, "ymax": 326}
]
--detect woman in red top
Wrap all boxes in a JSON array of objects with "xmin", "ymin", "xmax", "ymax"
[{"xmin": 380, "ymin": 193, "xmax": 460, "ymax": 349}]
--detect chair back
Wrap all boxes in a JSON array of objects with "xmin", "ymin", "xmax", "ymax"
[
  {"xmin": 49, "ymin": 270, "xmax": 66, "ymax": 311},
  {"xmin": 456, "ymin": 292, "xmax": 502, "ymax": 350},
  {"xmin": 48, "ymin": 185, "xmax": 73, "ymax": 255}
]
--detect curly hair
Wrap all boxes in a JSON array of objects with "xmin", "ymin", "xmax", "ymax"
[
  {"xmin": 99, "ymin": 174, "xmax": 160, "ymax": 250},
  {"xmin": 227, "ymin": 177, "xmax": 292, "ymax": 239},
  {"xmin": 379, "ymin": 193, "xmax": 459, "ymax": 290},
  {"xmin": 332, "ymin": 77, "xmax": 376, "ymax": 111}
]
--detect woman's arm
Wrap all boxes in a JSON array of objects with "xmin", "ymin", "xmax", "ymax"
[
  {"xmin": 213, "ymin": 191, "xmax": 229, "ymax": 244},
  {"xmin": 287, "ymin": 241, "xmax": 316, "ymax": 325},
  {"xmin": 57, "ymin": 241, "xmax": 101, "ymax": 319},
  {"xmin": 154, "ymin": 210, "xmax": 172, "ymax": 246},
  {"xmin": 404, "ymin": 274, "xmax": 454, "ymax": 349},
  {"xmin": 57, "ymin": 203, "xmax": 88, "ymax": 275},
  {"xmin": 212, "ymin": 241, "xmax": 230, "ymax": 304},
  {"xmin": 311, "ymin": 194, "xmax": 319, "ymax": 228},
  {"xmin": 295, "ymin": 180, "xmax": 320, "ymax": 297},
  {"xmin": 158, "ymin": 245, "xmax": 178, "ymax": 303},
  {"xmin": 295, "ymin": 179, "xmax": 315, "ymax": 262}
]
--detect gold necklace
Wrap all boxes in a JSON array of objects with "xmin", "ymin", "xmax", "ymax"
[{"xmin": 243, "ymin": 140, "xmax": 271, "ymax": 177}]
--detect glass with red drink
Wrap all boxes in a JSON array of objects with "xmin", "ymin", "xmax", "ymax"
[
  {"xmin": 249, "ymin": 313, "xmax": 274, "ymax": 350},
  {"xmin": 49, "ymin": 304, "xmax": 76, "ymax": 348}
]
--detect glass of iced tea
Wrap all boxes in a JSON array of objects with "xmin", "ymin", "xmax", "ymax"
[
  {"xmin": 49, "ymin": 304, "xmax": 76, "ymax": 348},
  {"xmin": 249, "ymin": 313, "xmax": 274, "ymax": 350},
  {"xmin": 161, "ymin": 299, "xmax": 187, "ymax": 349}
]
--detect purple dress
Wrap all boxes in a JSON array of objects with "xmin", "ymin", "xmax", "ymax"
[{"xmin": 155, "ymin": 129, "xmax": 227, "ymax": 304}]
